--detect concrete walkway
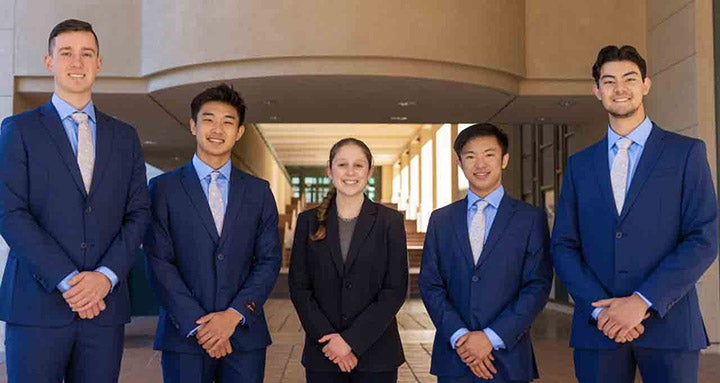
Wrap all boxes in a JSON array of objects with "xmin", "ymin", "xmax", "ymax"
[{"xmin": 1, "ymin": 299, "xmax": 719, "ymax": 382}]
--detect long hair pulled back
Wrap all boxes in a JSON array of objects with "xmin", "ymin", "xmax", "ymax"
[{"xmin": 310, "ymin": 138, "xmax": 373, "ymax": 241}]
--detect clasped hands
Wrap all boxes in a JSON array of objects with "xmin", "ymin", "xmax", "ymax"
[
  {"xmin": 318, "ymin": 333, "xmax": 358, "ymax": 373},
  {"xmin": 195, "ymin": 309, "xmax": 244, "ymax": 359},
  {"xmin": 62, "ymin": 271, "xmax": 111, "ymax": 319},
  {"xmin": 592, "ymin": 294, "xmax": 651, "ymax": 343},
  {"xmin": 455, "ymin": 331, "xmax": 497, "ymax": 380}
]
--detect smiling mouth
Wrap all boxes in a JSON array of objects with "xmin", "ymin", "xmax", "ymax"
[
  {"xmin": 613, "ymin": 97, "xmax": 630, "ymax": 102},
  {"xmin": 69, "ymin": 74, "xmax": 85, "ymax": 79},
  {"xmin": 474, "ymin": 172, "xmax": 490, "ymax": 178},
  {"xmin": 207, "ymin": 137, "xmax": 226, "ymax": 144},
  {"xmin": 342, "ymin": 180, "xmax": 359, "ymax": 185}
]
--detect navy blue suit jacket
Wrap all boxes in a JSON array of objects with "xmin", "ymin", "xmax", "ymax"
[
  {"xmin": 551, "ymin": 124, "xmax": 718, "ymax": 350},
  {"xmin": 0, "ymin": 100, "xmax": 150, "ymax": 326},
  {"xmin": 419, "ymin": 193, "xmax": 552, "ymax": 381},
  {"xmin": 145, "ymin": 162, "xmax": 281, "ymax": 354}
]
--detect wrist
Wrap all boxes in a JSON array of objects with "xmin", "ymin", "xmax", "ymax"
[{"xmin": 226, "ymin": 308, "xmax": 243, "ymax": 326}]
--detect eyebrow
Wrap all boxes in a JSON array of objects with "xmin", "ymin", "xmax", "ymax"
[
  {"xmin": 201, "ymin": 112, "xmax": 237, "ymax": 120},
  {"xmin": 600, "ymin": 70, "xmax": 640, "ymax": 80}
]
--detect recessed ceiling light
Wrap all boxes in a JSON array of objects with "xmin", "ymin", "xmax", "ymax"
[
  {"xmin": 398, "ymin": 100, "xmax": 417, "ymax": 107},
  {"xmin": 268, "ymin": 116, "xmax": 281, "ymax": 121},
  {"xmin": 143, "ymin": 140, "xmax": 157, "ymax": 145},
  {"xmin": 558, "ymin": 99, "xmax": 575, "ymax": 108},
  {"xmin": 262, "ymin": 100, "xmax": 278, "ymax": 106},
  {"xmin": 536, "ymin": 117, "xmax": 547, "ymax": 122},
  {"xmin": 390, "ymin": 116, "xmax": 408, "ymax": 121},
  {"xmin": 172, "ymin": 156, "xmax": 181, "ymax": 161}
]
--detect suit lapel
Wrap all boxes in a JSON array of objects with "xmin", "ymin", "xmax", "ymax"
[
  {"xmin": 180, "ymin": 163, "xmax": 219, "ymax": 244},
  {"xmin": 324, "ymin": 205, "xmax": 346, "ymax": 276},
  {"xmin": 452, "ymin": 198, "xmax": 475, "ymax": 268},
  {"xmin": 218, "ymin": 168, "xmax": 247, "ymax": 249},
  {"xmin": 593, "ymin": 137, "xmax": 619, "ymax": 218},
  {"xmin": 619, "ymin": 125, "xmax": 666, "ymax": 221},
  {"xmin": 39, "ymin": 101, "xmax": 86, "ymax": 196},
  {"xmin": 88, "ymin": 110, "xmax": 114, "ymax": 199},
  {"xmin": 476, "ymin": 194, "xmax": 518, "ymax": 270},
  {"xmin": 344, "ymin": 198, "xmax": 378, "ymax": 272}
]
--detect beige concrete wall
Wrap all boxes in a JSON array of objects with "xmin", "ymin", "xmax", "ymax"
[
  {"xmin": 525, "ymin": 0, "xmax": 647, "ymax": 80},
  {"xmin": 380, "ymin": 165, "xmax": 393, "ymax": 203},
  {"xmin": 13, "ymin": 0, "xmax": 141, "ymax": 77},
  {"xmin": 232, "ymin": 124, "xmax": 292, "ymax": 214},
  {"xmin": 645, "ymin": 0, "xmax": 720, "ymax": 351}
]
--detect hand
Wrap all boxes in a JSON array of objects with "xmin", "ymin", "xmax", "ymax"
[
  {"xmin": 63, "ymin": 271, "xmax": 111, "ymax": 312},
  {"xmin": 318, "ymin": 333, "xmax": 352, "ymax": 362},
  {"xmin": 207, "ymin": 338, "xmax": 233, "ymax": 359},
  {"xmin": 469, "ymin": 353, "xmax": 497, "ymax": 380},
  {"xmin": 195, "ymin": 309, "xmax": 243, "ymax": 354},
  {"xmin": 336, "ymin": 352, "xmax": 358, "ymax": 373},
  {"xmin": 77, "ymin": 299, "xmax": 106, "ymax": 320},
  {"xmin": 614, "ymin": 322, "xmax": 646, "ymax": 343},
  {"xmin": 455, "ymin": 331, "xmax": 493, "ymax": 366},
  {"xmin": 593, "ymin": 295, "xmax": 650, "ymax": 341}
]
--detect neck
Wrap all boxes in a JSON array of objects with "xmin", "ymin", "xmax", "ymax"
[
  {"xmin": 55, "ymin": 90, "xmax": 91, "ymax": 111},
  {"xmin": 335, "ymin": 193, "xmax": 364, "ymax": 218},
  {"xmin": 471, "ymin": 183, "xmax": 501, "ymax": 199},
  {"xmin": 608, "ymin": 109, "xmax": 646, "ymax": 136},
  {"xmin": 197, "ymin": 153, "xmax": 230, "ymax": 170}
]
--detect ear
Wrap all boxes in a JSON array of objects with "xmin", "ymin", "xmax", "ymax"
[
  {"xmin": 642, "ymin": 77, "xmax": 652, "ymax": 96},
  {"xmin": 326, "ymin": 161, "xmax": 332, "ymax": 179},
  {"xmin": 368, "ymin": 165, "xmax": 376, "ymax": 179},
  {"xmin": 44, "ymin": 54, "xmax": 53, "ymax": 73},
  {"xmin": 96, "ymin": 55, "xmax": 103, "ymax": 73},
  {"xmin": 501, "ymin": 153, "xmax": 510, "ymax": 169},
  {"xmin": 189, "ymin": 119, "xmax": 197, "ymax": 136},
  {"xmin": 593, "ymin": 83, "xmax": 602, "ymax": 101},
  {"xmin": 235, "ymin": 125, "xmax": 246, "ymax": 142}
]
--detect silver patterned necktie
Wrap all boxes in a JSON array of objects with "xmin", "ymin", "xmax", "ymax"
[
  {"xmin": 72, "ymin": 112, "xmax": 94, "ymax": 194},
  {"xmin": 469, "ymin": 200, "xmax": 489, "ymax": 265},
  {"xmin": 611, "ymin": 137, "xmax": 633, "ymax": 214},
  {"xmin": 208, "ymin": 171, "xmax": 225, "ymax": 235}
]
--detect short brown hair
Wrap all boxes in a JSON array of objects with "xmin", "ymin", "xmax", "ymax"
[{"xmin": 48, "ymin": 19, "xmax": 99, "ymax": 55}]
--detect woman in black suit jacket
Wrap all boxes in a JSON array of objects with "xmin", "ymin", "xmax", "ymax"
[{"xmin": 289, "ymin": 138, "xmax": 408, "ymax": 383}]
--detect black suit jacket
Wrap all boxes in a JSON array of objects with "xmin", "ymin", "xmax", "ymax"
[{"xmin": 289, "ymin": 198, "xmax": 408, "ymax": 372}]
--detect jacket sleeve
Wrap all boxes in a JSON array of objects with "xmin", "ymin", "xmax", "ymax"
[
  {"xmin": 0, "ymin": 117, "xmax": 77, "ymax": 292},
  {"xmin": 551, "ymin": 156, "xmax": 612, "ymax": 314},
  {"xmin": 489, "ymin": 209, "xmax": 553, "ymax": 349},
  {"xmin": 96, "ymin": 128, "xmax": 150, "ymax": 282},
  {"xmin": 288, "ymin": 212, "xmax": 337, "ymax": 341},
  {"xmin": 228, "ymin": 182, "xmax": 282, "ymax": 327},
  {"xmin": 144, "ymin": 178, "xmax": 207, "ymax": 336},
  {"xmin": 637, "ymin": 141, "xmax": 718, "ymax": 317},
  {"xmin": 341, "ymin": 211, "xmax": 408, "ymax": 356},
  {"xmin": 418, "ymin": 212, "xmax": 471, "ymax": 343}
]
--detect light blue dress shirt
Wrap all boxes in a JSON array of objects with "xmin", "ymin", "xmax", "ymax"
[
  {"xmin": 187, "ymin": 155, "xmax": 243, "ymax": 336},
  {"xmin": 53, "ymin": 94, "xmax": 118, "ymax": 293},
  {"xmin": 591, "ymin": 117, "xmax": 654, "ymax": 320},
  {"xmin": 450, "ymin": 186, "xmax": 506, "ymax": 350}
]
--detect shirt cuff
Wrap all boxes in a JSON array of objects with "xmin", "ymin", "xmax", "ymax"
[
  {"xmin": 229, "ymin": 307, "xmax": 246, "ymax": 326},
  {"xmin": 591, "ymin": 307, "xmax": 604, "ymax": 320},
  {"xmin": 634, "ymin": 291, "xmax": 653, "ymax": 308},
  {"xmin": 57, "ymin": 270, "xmax": 79, "ymax": 292},
  {"xmin": 450, "ymin": 328, "xmax": 469, "ymax": 349},
  {"xmin": 483, "ymin": 328, "xmax": 506, "ymax": 350},
  {"xmin": 187, "ymin": 325, "xmax": 202, "ymax": 338},
  {"xmin": 95, "ymin": 266, "xmax": 118, "ymax": 290}
]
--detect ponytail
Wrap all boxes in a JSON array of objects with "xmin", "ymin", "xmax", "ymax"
[{"xmin": 310, "ymin": 188, "xmax": 337, "ymax": 241}]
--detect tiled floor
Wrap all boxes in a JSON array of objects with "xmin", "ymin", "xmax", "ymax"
[{"xmin": 2, "ymin": 299, "xmax": 720, "ymax": 382}]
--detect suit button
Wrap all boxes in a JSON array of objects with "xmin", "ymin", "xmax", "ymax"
[
  {"xmin": 85, "ymin": 206, "xmax": 92, "ymax": 214},
  {"xmin": 217, "ymin": 253, "xmax": 224, "ymax": 261},
  {"xmin": 472, "ymin": 276, "xmax": 479, "ymax": 282},
  {"xmin": 345, "ymin": 282, "xmax": 352, "ymax": 289},
  {"xmin": 80, "ymin": 242, "xmax": 87, "ymax": 249},
  {"xmin": 615, "ymin": 232, "xmax": 623, "ymax": 239},
  {"xmin": 341, "ymin": 315, "xmax": 348, "ymax": 321}
]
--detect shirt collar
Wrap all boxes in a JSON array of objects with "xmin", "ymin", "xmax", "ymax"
[
  {"xmin": 192, "ymin": 154, "xmax": 231, "ymax": 182},
  {"xmin": 467, "ymin": 185, "xmax": 504, "ymax": 211},
  {"xmin": 607, "ymin": 116, "xmax": 652, "ymax": 151},
  {"xmin": 51, "ymin": 93, "xmax": 96, "ymax": 123}
]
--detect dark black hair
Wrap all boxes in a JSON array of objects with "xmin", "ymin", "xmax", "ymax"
[
  {"xmin": 453, "ymin": 123, "xmax": 508, "ymax": 158},
  {"xmin": 190, "ymin": 83, "xmax": 247, "ymax": 126},
  {"xmin": 48, "ymin": 19, "xmax": 99, "ymax": 55},
  {"xmin": 592, "ymin": 45, "xmax": 647, "ymax": 85}
]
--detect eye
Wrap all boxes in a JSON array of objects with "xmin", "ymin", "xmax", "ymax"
[
  {"xmin": 60, "ymin": 52, "xmax": 71, "ymax": 57},
  {"xmin": 82, "ymin": 52, "xmax": 93, "ymax": 58}
]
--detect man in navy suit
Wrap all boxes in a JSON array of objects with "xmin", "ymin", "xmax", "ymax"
[
  {"xmin": 419, "ymin": 123, "xmax": 553, "ymax": 383},
  {"xmin": 144, "ymin": 84, "xmax": 281, "ymax": 383},
  {"xmin": 551, "ymin": 45, "xmax": 718, "ymax": 383},
  {"xmin": 0, "ymin": 19, "xmax": 150, "ymax": 383}
]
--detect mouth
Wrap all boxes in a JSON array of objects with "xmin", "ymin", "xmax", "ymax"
[
  {"xmin": 207, "ymin": 137, "xmax": 226, "ymax": 144},
  {"xmin": 342, "ymin": 180, "xmax": 359, "ymax": 185},
  {"xmin": 613, "ymin": 97, "xmax": 631, "ymax": 103},
  {"xmin": 68, "ymin": 73, "xmax": 86, "ymax": 79},
  {"xmin": 473, "ymin": 171, "xmax": 490, "ymax": 178}
]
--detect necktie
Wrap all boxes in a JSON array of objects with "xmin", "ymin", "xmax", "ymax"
[
  {"xmin": 469, "ymin": 200, "xmax": 489, "ymax": 265},
  {"xmin": 72, "ymin": 112, "xmax": 94, "ymax": 194},
  {"xmin": 208, "ymin": 171, "xmax": 225, "ymax": 235},
  {"xmin": 611, "ymin": 138, "xmax": 633, "ymax": 214}
]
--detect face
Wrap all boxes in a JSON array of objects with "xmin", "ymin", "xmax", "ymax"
[
  {"xmin": 327, "ymin": 144, "xmax": 374, "ymax": 199},
  {"xmin": 593, "ymin": 60, "xmax": 651, "ymax": 120},
  {"xmin": 457, "ymin": 135, "xmax": 509, "ymax": 198},
  {"xmin": 190, "ymin": 101, "xmax": 245, "ymax": 166},
  {"xmin": 45, "ymin": 31, "xmax": 102, "ymax": 101}
]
